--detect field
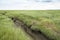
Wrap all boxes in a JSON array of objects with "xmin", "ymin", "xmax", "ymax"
[{"xmin": 0, "ymin": 10, "xmax": 60, "ymax": 40}]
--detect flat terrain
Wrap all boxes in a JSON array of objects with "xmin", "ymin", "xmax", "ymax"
[{"xmin": 0, "ymin": 10, "xmax": 60, "ymax": 40}]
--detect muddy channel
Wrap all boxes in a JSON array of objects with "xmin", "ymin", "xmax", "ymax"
[{"xmin": 11, "ymin": 17, "xmax": 51, "ymax": 40}]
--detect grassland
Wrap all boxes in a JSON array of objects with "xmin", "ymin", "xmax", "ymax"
[
  {"xmin": 0, "ymin": 10, "xmax": 60, "ymax": 40},
  {"xmin": 0, "ymin": 12, "xmax": 33, "ymax": 40}
]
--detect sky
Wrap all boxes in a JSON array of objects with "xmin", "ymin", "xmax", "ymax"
[{"xmin": 0, "ymin": 0, "xmax": 60, "ymax": 10}]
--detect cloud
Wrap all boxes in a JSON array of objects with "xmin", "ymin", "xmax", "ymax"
[{"xmin": 0, "ymin": 0, "xmax": 60, "ymax": 10}]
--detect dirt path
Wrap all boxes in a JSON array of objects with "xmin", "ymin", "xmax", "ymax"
[{"xmin": 11, "ymin": 17, "xmax": 50, "ymax": 40}]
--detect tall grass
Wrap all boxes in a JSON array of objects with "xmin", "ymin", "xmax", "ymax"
[
  {"xmin": 0, "ymin": 14, "xmax": 33, "ymax": 40},
  {"xmin": 0, "ymin": 10, "xmax": 60, "ymax": 40}
]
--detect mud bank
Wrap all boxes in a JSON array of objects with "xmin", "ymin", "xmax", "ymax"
[{"xmin": 11, "ymin": 17, "xmax": 51, "ymax": 40}]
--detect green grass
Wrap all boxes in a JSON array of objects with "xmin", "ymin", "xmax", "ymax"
[
  {"xmin": 0, "ymin": 10, "xmax": 60, "ymax": 40},
  {"xmin": 0, "ymin": 14, "xmax": 33, "ymax": 40}
]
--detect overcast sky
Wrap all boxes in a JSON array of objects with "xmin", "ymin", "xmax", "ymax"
[{"xmin": 0, "ymin": 0, "xmax": 60, "ymax": 10}]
